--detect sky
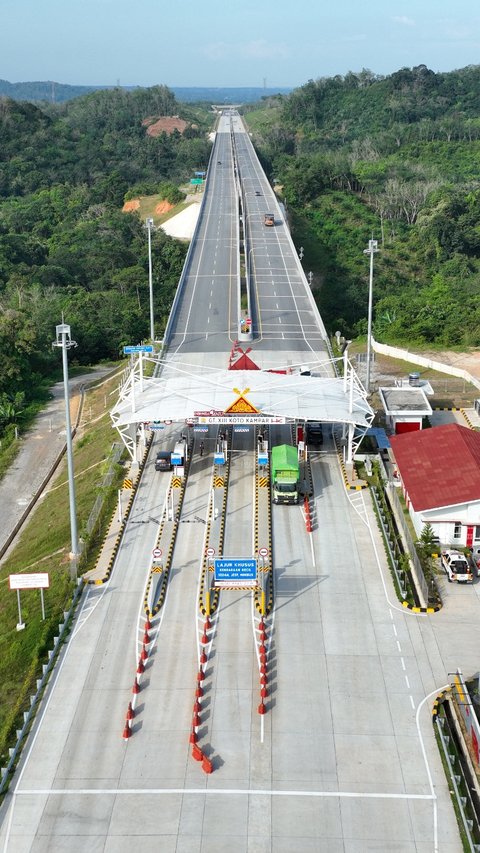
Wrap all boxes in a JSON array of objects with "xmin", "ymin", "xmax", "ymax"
[{"xmin": 1, "ymin": 0, "xmax": 479, "ymax": 89}]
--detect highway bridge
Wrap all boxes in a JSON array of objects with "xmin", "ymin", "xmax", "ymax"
[{"xmin": 0, "ymin": 112, "xmax": 467, "ymax": 852}]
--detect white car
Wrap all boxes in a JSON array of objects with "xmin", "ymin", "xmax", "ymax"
[{"xmin": 441, "ymin": 550, "xmax": 473, "ymax": 583}]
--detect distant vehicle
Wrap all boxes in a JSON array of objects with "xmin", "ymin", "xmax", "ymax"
[
  {"xmin": 441, "ymin": 550, "xmax": 473, "ymax": 583},
  {"xmin": 264, "ymin": 212, "xmax": 274, "ymax": 226},
  {"xmin": 271, "ymin": 444, "xmax": 299, "ymax": 505},
  {"xmin": 255, "ymin": 190, "xmax": 261, "ymax": 196},
  {"xmin": 155, "ymin": 451, "xmax": 172, "ymax": 472},
  {"xmin": 306, "ymin": 422, "xmax": 323, "ymax": 446},
  {"xmin": 217, "ymin": 160, "xmax": 222, "ymax": 165}
]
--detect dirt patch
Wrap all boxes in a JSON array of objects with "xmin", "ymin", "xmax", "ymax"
[
  {"xmin": 142, "ymin": 115, "xmax": 189, "ymax": 137},
  {"xmin": 155, "ymin": 200, "xmax": 174, "ymax": 215},
  {"xmin": 122, "ymin": 199, "xmax": 140, "ymax": 212}
]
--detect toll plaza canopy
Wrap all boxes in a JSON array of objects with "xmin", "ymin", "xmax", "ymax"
[{"xmin": 111, "ymin": 356, "xmax": 374, "ymax": 461}]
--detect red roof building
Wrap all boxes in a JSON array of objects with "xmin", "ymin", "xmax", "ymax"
[{"xmin": 390, "ymin": 423, "xmax": 480, "ymax": 549}]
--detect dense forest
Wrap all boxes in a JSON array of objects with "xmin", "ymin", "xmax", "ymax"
[
  {"xmin": 245, "ymin": 64, "xmax": 480, "ymax": 348},
  {"xmin": 2, "ymin": 65, "xmax": 480, "ymax": 441},
  {"xmin": 0, "ymin": 85, "xmax": 212, "ymax": 435}
]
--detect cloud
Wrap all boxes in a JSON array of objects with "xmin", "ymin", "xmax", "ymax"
[
  {"xmin": 392, "ymin": 15, "xmax": 415, "ymax": 27},
  {"xmin": 202, "ymin": 39, "xmax": 289, "ymax": 62}
]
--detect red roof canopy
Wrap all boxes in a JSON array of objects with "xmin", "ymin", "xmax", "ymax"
[{"xmin": 390, "ymin": 423, "xmax": 480, "ymax": 511}]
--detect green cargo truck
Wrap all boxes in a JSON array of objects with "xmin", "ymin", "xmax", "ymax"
[{"xmin": 271, "ymin": 444, "xmax": 300, "ymax": 505}]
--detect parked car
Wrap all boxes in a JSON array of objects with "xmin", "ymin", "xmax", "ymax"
[
  {"xmin": 441, "ymin": 550, "xmax": 473, "ymax": 583},
  {"xmin": 155, "ymin": 451, "xmax": 173, "ymax": 471}
]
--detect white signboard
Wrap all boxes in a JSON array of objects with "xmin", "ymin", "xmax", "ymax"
[
  {"xmin": 198, "ymin": 416, "xmax": 285, "ymax": 425},
  {"xmin": 9, "ymin": 573, "xmax": 50, "ymax": 590}
]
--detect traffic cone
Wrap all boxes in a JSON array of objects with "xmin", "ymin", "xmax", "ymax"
[
  {"xmin": 258, "ymin": 620, "xmax": 265, "ymax": 632},
  {"xmin": 200, "ymin": 651, "xmax": 207, "ymax": 665},
  {"xmin": 197, "ymin": 669, "xmax": 205, "ymax": 682},
  {"xmin": 126, "ymin": 703, "xmax": 134, "ymax": 721},
  {"xmin": 195, "ymin": 685, "xmax": 204, "ymax": 699},
  {"xmin": 201, "ymin": 632, "xmax": 208, "ymax": 645},
  {"xmin": 193, "ymin": 714, "xmax": 201, "ymax": 731},
  {"xmin": 260, "ymin": 631, "xmax": 267, "ymax": 643},
  {"xmin": 132, "ymin": 678, "xmax": 140, "ymax": 695},
  {"xmin": 260, "ymin": 652, "xmax": 267, "ymax": 663},
  {"xmin": 260, "ymin": 686, "xmax": 268, "ymax": 698},
  {"xmin": 140, "ymin": 645, "xmax": 148, "ymax": 661},
  {"xmin": 194, "ymin": 699, "xmax": 201, "ymax": 714},
  {"xmin": 258, "ymin": 701, "xmax": 266, "ymax": 715},
  {"xmin": 143, "ymin": 631, "xmax": 150, "ymax": 645},
  {"xmin": 137, "ymin": 660, "xmax": 144, "ymax": 675},
  {"xmin": 122, "ymin": 723, "xmax": 132, "ymax": 740},
  {"xmin": 192, "ymin": 743, "xmax": 203, "ymax": 761},
  {"xmin": 260, "ymin": 662, "xmax": 267, "ymax": 674},
  {"xmin": 204, "ymin": 618, "xmax": 211, "ymax": 631},
  {"xmin": 260, "ymin": 674, "xmax": 268, "ymax": 685},
  {"xmin": 202, "ymin": 755, "xmax": 213, "ymax": 774},
  {"xmin": 189, "ymin": 728, "xmax": 198, "ymax": 744},
  {"xmin": 145, "ymin": 619, "xmax": 152, "ymax": 631},
  {"xmin": 259, "ymin": 644, "xmax": 266, "ymax": 655}
]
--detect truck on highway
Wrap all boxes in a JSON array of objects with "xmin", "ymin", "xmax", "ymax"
[
  {"xmin": 264, "ymin": 212, "xmax": 274, "ymax": 226},
  {"xmin": 271, "ymin": 444, "xmax": 300, "ymax": 505}
]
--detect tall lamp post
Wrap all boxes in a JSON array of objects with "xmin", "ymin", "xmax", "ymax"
[
  {"xmin": 52, "ymin": 322, "xmax": 80, "ymax": 577},
  {"xmin": 146, "ymin": 217, "xmax": 155, "ymax": 341},
  {"xmin": 363, "ymin": 238, "xmax": 379, "ymax": 393}
]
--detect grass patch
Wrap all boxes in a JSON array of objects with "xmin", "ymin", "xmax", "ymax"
[{"xmin": 0, "ymin": 370, "xmax": 126, "ymax": 766}]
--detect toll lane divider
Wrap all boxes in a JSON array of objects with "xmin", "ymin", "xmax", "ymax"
[
  {"xmin": 122, "ymin": 616, "xmax": 154, "ymax": 740},
  {"xmin": 144, "ymin": 440, "xmax": 194, "ymax": 619},
  {"xmin": 256, "ymin": 615, "xmax": 270, "ymax": 716},
  {"xmin": 88, "ymin": 433, "xmax": 154, "ymax": 584},
  {"xmin": 199, "ymin": 428, "xmax": 232, "ymax": 617},
  {"xmin": 254, "ymin": 426, "xmax": 273, "ymax": 616},
  {"xmin": 189, "ymin": 616, "xmax": 215, "ymax": 773},
  {"xmin": 332, "ymin": 432, "xmax": 367, "ymax": 491}
]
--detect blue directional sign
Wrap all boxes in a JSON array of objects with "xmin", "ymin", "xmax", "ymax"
[
  {"xmin": 123, "ymin": 345, "xmax": 154, "ymax": 354},
  {"xmin": 214, "ymin": 558, "xmax": 257, "ymax": 587}
]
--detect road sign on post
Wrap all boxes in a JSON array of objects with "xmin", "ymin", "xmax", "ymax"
[
  {"xmin": 214, "ymin": 558, "xmax": 257, "ymax": 588},
  {"xmin": 9, "ymin": 573, "xmax": 50, "ymax": 629},
  {"xmin": 123, "ymin": 345, "xmax": 154, "ymax": 354},
  {"xmin": 190, "ymin": 178, "xmax": 203, "ymax": 185}
]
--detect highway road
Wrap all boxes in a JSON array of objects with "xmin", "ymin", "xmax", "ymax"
[{"xmin": 0, "ymin": 112, "xmax": 471, "ymax": 852}]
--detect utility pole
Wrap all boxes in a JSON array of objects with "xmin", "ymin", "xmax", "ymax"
[
  {"xmin": 52, "ymin": 322, "xmax": 80, "ymax": 577},
  {"xmin": 146, "ymin": 217, "xmax": 155, "ymax": 341},
  {"xmin": 363, "ymin": 239, "xmax": 379, "ymax": 393}
]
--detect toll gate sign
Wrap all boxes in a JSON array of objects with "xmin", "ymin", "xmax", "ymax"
[{"xmin": 214, "ymin": 558, "xmax": 257, "ymax": 588}]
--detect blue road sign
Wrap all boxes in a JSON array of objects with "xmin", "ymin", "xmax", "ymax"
[
  {"xmin": 123, "ymin": 345, "xmax": 154, "ymax": 354},
  {"xmin": 214, "ymin": 558, "xmax": 257, "ymax": 587},
  {"xmin": 258, "ymin": 454, "xmax": 268, "ymax": 466}
]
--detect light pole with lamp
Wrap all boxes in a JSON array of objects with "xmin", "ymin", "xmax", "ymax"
[
  {"xmin": 145, "ymin": 217, "xmax": 155, "ymax": 341},
  {"xmin": 52, "ymin": 322, "xmax": 80, "ymax": 578},
  {"xmin": 363, "ymin": 238, "xmax": 379, "ymax": 393}
]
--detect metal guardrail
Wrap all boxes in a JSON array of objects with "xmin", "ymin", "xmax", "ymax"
[
  {"xmin": 435, "ymin": 704, "xmax": 480, "ymax": 851},
  {"xmin": 0, "ymin": 579, "xmax": 84, "ymax": 794},
  {"xmin": 84, "ymin": 443, "xmax": 123, "ymax": 538},
  {"xmin": 385, "ymin": 481, "xmax": 431, "ymax": 604}
]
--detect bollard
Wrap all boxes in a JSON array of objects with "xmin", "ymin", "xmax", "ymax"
[{"xmin": 205, "ymin": 589, "xmax": 211, "ymax": 618}]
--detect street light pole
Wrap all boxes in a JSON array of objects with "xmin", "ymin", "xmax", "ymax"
[
  {"xmin": 146, "ymin": 217, "xmax": 155, "ymax": 341},
  {"xmin": 52, "ymin": 322, "xmax": 80, "ymax": 576},
  {"xmin": 363, "ymin": 238, "xmax": 379, "ymax": 393}
]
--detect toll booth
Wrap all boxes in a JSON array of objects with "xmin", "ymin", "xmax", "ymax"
[
  {"xmin": 257, "ymin": 434, "xmax": 269, "ymax": 467},
  {"xmin": 214, "ymin": 435, "xmax": 227, "ymax": 465}
]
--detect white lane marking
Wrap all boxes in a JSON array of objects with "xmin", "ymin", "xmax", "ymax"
[
  {"xmin": 16, "ymin": 787, "xmax": 435, "ymax": 800},
  {"xmin": 396, "ymin": 640, "xmax": 402, "ymax": 653},
  {"xmin": 392, "ymin": 624, "xmax": 398, "ymax": 637},
  {"xmin": 405, "ymin": 675, "xmax": 411, "ymax": 689},
  {"xmin": 410, "ymin": 695, "xmax": 415, "ymax": 709},
  {"xmin": 401, "ymin": 657, "xmax": 406, "ymax": 671},
  {"xmin": 261, "ymin": 715, "xmax": 264, "ymax": 744},
  {"xmin": 389, "ymin": 609, "xmax": 394, "ymax": 620}
]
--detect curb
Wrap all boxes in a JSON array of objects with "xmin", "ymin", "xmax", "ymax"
[
  {"xmin": 432, "ymin": 686, "xmax": 451, "ymax": 717},
  {"xmin": 333, "ymin": 434, "xmax": 368, "ymax": 491},
  {"xmin": 402, "ymin": 600, "xmax": 442, "ymax": 614}
]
